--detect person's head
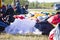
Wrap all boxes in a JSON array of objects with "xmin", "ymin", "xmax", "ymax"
[
  {"xmin": 2, "ymin": 4, "xmax": 6, "ymax": 8},
  {"xmin": 16, "ymin": 2, "xmax": 20, "ymax": 6},
  {"xmin": 7, "ymin": 4, "xmax": 12, "ymax": 9},
  {"xmin": 25, "ymin": 4, "xmax": 28, "ymax": 10}
]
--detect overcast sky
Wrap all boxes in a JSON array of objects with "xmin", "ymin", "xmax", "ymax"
[{"xmin": 28, "ymin": 0, "xmax": 60, "ymax": 3}]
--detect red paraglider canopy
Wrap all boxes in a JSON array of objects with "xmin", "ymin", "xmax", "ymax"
[
  {"xmin": 48, "ymin": 14, "xmax": 60, "ymax": 25},
  {"xmin": 13, "ymin": 15, "xmax": 25, "ymax": 20}
]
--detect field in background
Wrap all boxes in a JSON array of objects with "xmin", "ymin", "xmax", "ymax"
[{"xmin": 28, "ymin": 9, "xmax": 56, "ymax": 15}]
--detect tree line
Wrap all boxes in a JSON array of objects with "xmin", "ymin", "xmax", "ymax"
[{"xmin": 3, "ymin": 0, "xmax": 55, "ymax": 9}]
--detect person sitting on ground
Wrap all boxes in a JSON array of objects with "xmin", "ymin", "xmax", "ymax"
[
  {"xmin": 6, "ymin": 4, "xmax": 15, "ymax": 24},
  {"xmin": 1, "ymin": 3, "xmax": 6, "ymax": 14},
  {"xmin": 0, "ymin": 12, "xmax": 8, "ymax": 33}
]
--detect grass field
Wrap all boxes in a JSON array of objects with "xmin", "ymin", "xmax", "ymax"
[
  {"xmin": 29, "ymin": 9, "xmax": 56, "ymax": 15},
  {"xmin": 0, "ymin": 33, "xmax": 48, "ymax": 40}
]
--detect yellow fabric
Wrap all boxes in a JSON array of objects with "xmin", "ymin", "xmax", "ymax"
[{"xmin": 33, "ymin": 13, "xmax": 45, "ymax": 18}]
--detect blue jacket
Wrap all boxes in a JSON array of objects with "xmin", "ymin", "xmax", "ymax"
[
  {"xmin": 0, "ymin": 21, "xmax": 8, "ymax": 28},
  {"xmin": 16, "ymin": 2, "xmax": 22, "ymax": 14}
]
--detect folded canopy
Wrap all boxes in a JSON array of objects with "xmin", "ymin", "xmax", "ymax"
[{"xmin": 47, "ymin": 14, "xmax": 60, "ymax": 25}]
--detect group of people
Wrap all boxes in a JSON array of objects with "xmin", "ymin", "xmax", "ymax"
[{"xmin": 0, "ymin": 1, "xmax": 29, "ymax": 32}]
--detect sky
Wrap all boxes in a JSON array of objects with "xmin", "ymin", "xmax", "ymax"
[{"xmin": 28, "ymin": 0, "xmax": 60, "ymax": 3}]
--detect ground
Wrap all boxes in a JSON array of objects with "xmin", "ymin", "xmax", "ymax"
[{"xmin": 0, "ymin": 33, "xmax": 48, "ymax": 40}]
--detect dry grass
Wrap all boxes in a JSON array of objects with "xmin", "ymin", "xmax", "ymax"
[
  {"xmin": 29, "ymin": 9, "xmax": 56, "ymax": 15},
  {"xmin": 0, "ymin": 33, "xmax": 48, "ymax": 40}
]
